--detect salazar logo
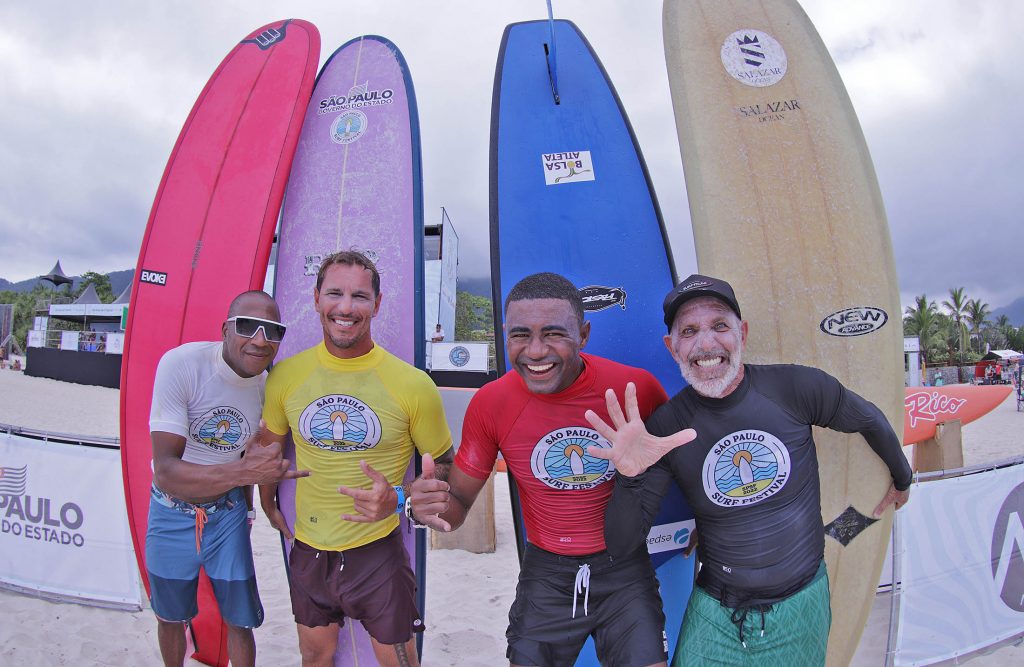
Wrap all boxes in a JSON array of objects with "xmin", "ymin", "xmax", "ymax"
[
  {"xmin": 819, "ymin": 306, "xmax": 888, "ymax": 337},
  {"xmin": 720, "ymin": 29, "xmax": 788, "ymax": 87}
]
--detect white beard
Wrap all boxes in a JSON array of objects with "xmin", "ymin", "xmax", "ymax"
[{"xmin": 678, "ymin": 352, "xmax": 741, "ymax": 398}]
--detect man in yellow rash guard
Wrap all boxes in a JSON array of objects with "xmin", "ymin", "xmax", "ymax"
[{"xmin": 259, "ymin": 251, "xmax": 452, "ymax": 667}]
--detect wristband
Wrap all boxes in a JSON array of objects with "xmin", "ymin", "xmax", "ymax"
[
  {"xmin": 393, "ymin": 485, "xmax": 406, "ymax": 515},
  {"xmin": 246, "ymin": 510, "xmax": 256, "ymax": 525},
  {"xmin": 404, "ymin": 496, "xmax": 428, "ymax": 529}
]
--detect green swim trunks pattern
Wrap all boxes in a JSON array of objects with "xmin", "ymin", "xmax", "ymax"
[{"xmin": 672, "ymin": 562, "xmax": 831, "ymax": 667}]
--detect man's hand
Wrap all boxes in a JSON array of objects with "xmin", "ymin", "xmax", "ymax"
[
  {"xmin": 262, "ymin": 503, "xmax": 294, "ymax": 541},
  {"xmin": 409, "ymin": 453, "xmax": 452, "ymax": 532},
  {"xmin": 240, "ymin": 421, "xmax": 310, "ymax": 485},
  {"xmin": 584, "ymin": 383, "xmax": 696, "ymax": 477},
  {"xmin": 873, "ymin": 482, "xmax": 910, "ymax": 518},
  {"xmin": 337, "ymin": 461, "xmax": 399, "ymax": 523}
]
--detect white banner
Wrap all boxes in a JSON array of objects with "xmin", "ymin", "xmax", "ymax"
[
  {"xmin": 431, "ymin": 342, "xmax": 488, "ymax": 372},
  {"xmin": 105, "ymin": 333, "xmax": 124, "ymax": 355},
  {"xmin": 0, "ymin": 432, "xmax": 141, "ymax": 608},
  {"xmin": 59, "ymin": 331, "xmax": 79, "ymax": 350},
  {"xmin": 27, "ymin": 330, "xmax": 44, "ymax": 348},
  {"xmin": 895, "ymin": 464, "xmax": 1024, "ymax": 665}
]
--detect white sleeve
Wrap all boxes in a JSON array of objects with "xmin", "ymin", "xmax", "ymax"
[{"xmin": 148, "ymin": 348, "xmax": 192, "ymax": 437}]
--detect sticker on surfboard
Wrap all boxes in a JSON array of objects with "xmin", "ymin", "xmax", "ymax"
[
  {"xmin": 542, "ymin": 150, "xmax": 595, "ymax": 185},
  {"xmin": 819, "ymin": 306, "xmax": 888, "ymax": 337},
  {"xmin": 720, "ymin": 29, "xmax": 788, "ymax": 87}
]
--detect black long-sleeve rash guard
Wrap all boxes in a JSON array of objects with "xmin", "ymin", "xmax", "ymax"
[{"xmin": 605, "ymin": 364, "xmax": 912, "ymax": 607}]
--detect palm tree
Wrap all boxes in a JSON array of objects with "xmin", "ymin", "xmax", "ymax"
[
  {"xmin": 965, "ymin": 298, "xmax": 992, "ymax": 354},
  {"xmin": 941, "ymin": 287, "xmax": 970, "ymax": 363},
  {"xmin": 903, "ymin": 294, "xmax": 940, "ymax": 363}
]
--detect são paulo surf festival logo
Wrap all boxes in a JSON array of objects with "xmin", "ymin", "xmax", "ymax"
[
  {"xmin": 331, "ymin": 110, "xmax": 368, "ymax": 144},
  {"xmin": 702, "ymin": 429, "xmax": 790, "ymax": 506},
  {"xmin": 530, "ymin": 427, "xmax": 615, "ymax": 490},
  {"xmin": 991, "ymin": 482, "xmax": 1024, "ymax": 612},
  {"xmin": 189, "ymin": 407, "xmax": 251, "ymax": 452},
  {"xmin": 448, "ymin": 346, "xmax": 470, "ymax": 367},
  {"xmin": 721, "ymin": 29, "xmax": 788, "ymax": 87},
  {"xmin": 299, "ymin": 394, "xmax": 383, "ymax": 453}
]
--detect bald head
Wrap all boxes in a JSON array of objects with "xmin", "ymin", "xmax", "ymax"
[{"xmin": 227, "ymin": 290, "xmax": 280, "ymax": 321}]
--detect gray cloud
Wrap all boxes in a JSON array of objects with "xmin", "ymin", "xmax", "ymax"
[{"xmin": 1, "ymin": 1, "xmax": 1020, "ymax": 314}]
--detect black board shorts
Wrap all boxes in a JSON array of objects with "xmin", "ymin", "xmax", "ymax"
[{"xmin": 507, "ymin": 544, "xmax": 668, "ymax": 666}]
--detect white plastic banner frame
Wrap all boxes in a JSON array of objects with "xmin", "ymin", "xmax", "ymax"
[{"xmin": 0, "ymin": 431, "xmax": 141, "ymax": 609}]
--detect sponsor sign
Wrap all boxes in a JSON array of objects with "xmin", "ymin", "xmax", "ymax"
[
  {"xmin": 904, "ymin": 390, "xmax": 967, "ymax": 429},
  {"xmin": 819, "ymin": 306, "xmax": 888, "ymax": 337},
  {"xmin": 0, "ymin": 432, "xmax": 141, "ymax": 607},
  {"xmin": 895, "ymin": 464, "xmax": 1024, "ymax": 664},
  {"xmin": 720, "ymin": 29, "xmax": 788, "ymax": 87},
  {"xmin": 578, "ymin": 285, "xmax": 627, "ymax": 312},
  {"xmin": 542, "ymin": 150, "xmax": 595, "ymax": 185},
  {"xmin": 430, "ymin": 342, "xmax": 488, "ymax": 372},
  {"xmin": 139, "ymin": 269, "xmax": 167, "ymax": 286},
  {"xmin": 646, "ymin": 519, "xmax": 696, "ymax": 554}
]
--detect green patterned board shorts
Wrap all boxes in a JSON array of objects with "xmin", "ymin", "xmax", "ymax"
[{"xmin": 672, "ymin": 561, "xmax": 831, "ymax": 667}]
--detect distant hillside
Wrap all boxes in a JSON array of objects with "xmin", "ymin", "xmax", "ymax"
[
  {"xmin": 457, "ymin": 275, "xmax": 492, "ymax": 300},
  {"xmin": 0, "ymin": 269, "xmax": 133, "ymax": 296},
  {"xmin": 992, "ymin": 297, "xmax": 1024, "ymax": 327}
]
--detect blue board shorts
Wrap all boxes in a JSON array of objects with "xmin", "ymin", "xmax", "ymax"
[{"xmin": 145, "ymin": 485, "xmax": 263, "ymax": 629}]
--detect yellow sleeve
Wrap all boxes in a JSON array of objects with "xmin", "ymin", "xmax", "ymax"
[
  {"xmin": 409, "ymin": 372, "xmax": 453, "ymax": 458},
  {"xmin": 262, "ymin": 364, "xmax": 290, "ymax": 436}
]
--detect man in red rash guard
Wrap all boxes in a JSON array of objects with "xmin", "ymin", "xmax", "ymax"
[{"xmin": 409, "ymin": 272, "xmax": 694, "ymax": 667}]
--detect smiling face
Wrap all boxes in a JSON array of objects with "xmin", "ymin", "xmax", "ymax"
[
  {"xmin": 664, "ymin": 296, "xmax": 748, "ymax": 398},
  {"xmin": 221, "ymin": 293, "xmax": 281, "ymax": 378},
  {"xmin": 314, "ymin": 262, "xmax": 381, "ymax": 359},
  {"xmin": 504, "ymin": 298, "xmax": 590, "ymax": 394}
]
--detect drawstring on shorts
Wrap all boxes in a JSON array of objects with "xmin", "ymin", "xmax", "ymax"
[
  {"xmin": 730, "ymin": 604, "xmax": 771, "ymax": 648},
  {"xmin": 572, "ymin": 563, "xmax": 591, "ymax": 618},
  {"xmin": 194, "ymin": 506, "xmax": 208, "ymax": 553}
]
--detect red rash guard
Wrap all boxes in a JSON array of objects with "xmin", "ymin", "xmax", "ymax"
[{"xmin": 455, "ymin": 353, "xmax": 667, "ymax": 555}]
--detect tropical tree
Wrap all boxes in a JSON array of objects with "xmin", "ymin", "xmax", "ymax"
[
  {"xmin": 941, "ymin": 287, "xmax": 970, "ymax": 363},
  {"xmin": 965, "ymin": 298, "xmax": 992, "ymax": 354},
  {"xmin": 903, "ymin": 294, "xmax": 940, "ymax": 364}
]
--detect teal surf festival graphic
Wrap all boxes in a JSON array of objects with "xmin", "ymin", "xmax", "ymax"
[
  {"xmin": 702, "ymin": 429, "xmax": 790, "ymax": 506},
  {"xmin": 530, "ymin": 427, "xmax": 615, "ymax": 490},
  {"xmin": 189, "ymin": 407, "xmax": 249, "ymax": 452},
  {"xmin": 298, "ymin": 394, "xmax": 383, "ymax": 453}
]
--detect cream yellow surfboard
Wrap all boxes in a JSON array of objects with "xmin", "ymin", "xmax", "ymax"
[{"xmin": 663, "ymin": 1, "xmax": 902, "ymax": 664}]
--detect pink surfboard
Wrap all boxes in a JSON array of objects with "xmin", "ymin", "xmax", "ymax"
[
  {"xmin": 903, "ymin": 385, "xmax": 1012, "ymax": 445},
  {"xmin": 272, "ymin": 35, "xmax": 424, "ymax": 665},
  {"xmin": 119, "ymin": 20, "xmax": 319, "ymax": 667}
]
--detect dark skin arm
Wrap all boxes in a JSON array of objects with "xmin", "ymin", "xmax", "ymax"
[
  {"xmin": 257, "ymin": 428, "xmax": 299, "ymax": 541},
  {"xmin": 408, "ymin": 450, "xmax": 485, "ymax": 532},
  {"xmin": 151, "ymin": 420, "xmax": 308, "ymax": 505}
]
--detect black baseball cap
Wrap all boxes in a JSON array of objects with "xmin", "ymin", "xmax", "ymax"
[{"xmin": 662, "ymin": 274, "xmax": 742, "ymax": 328}]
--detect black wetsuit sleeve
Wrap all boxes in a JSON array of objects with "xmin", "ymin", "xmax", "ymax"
[
  {"xmin": 604, "ymin": 459, "xmax": 674, "ymax": 558},
  {"xmin": 793, "ymin": 366, "xmax": 913, "ymax": 491}
]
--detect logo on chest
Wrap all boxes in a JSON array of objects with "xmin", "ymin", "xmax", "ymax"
[
  {"xmin": 702, "ymin": 430, "xmax": 790, "ymax": 507},
  {"xmin": 299, "ymin": 395, "xmax": 383, "ymax": 453},
  {"xmin": 190, "ymin": 407, "xmax": 250, "ymax": 453},
  {"xmin": 530, "ymin": 427, "xmax": 615, "ymax": 490}
]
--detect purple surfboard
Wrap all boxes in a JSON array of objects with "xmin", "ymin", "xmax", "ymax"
[{"xmin": 273, "ymin": 35, "xmax": 424, "ymax": 664}]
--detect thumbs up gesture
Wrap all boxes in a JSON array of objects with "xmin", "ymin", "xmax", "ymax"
[{"xmin": 409, "ymin": 453, "xmax": 453, "ymax": 532}]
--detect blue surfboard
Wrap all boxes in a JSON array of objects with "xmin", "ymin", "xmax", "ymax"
[{"xmin": 490, "ymin": 19, "xmax": 696, "ymax": 664}]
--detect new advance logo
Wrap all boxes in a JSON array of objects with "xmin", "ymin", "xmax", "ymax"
[{"xmin": 819, "ymin": 306, "xmax": 888, "ymax": 337}]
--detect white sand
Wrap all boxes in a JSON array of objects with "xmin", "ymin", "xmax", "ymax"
[{"xmin": 0, "ymin": 369, "xmax": 1020, "ymax": 666}]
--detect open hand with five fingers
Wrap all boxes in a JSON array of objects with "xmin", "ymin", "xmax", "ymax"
[{"xmin": 584, "ymin": 382, "xmax": 697, "ymax": 477}]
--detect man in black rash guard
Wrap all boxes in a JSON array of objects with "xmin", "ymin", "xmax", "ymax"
[{"xmin": 585, "ymin": 274, "xmax": 912, "ymax": 666}]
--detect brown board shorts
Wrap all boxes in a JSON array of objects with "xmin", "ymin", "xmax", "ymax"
[{"xmin": 288, "ymin": 528, "xmax": 423, "ymax": 644}]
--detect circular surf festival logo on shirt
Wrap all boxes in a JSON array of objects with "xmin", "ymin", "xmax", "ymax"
[
  {"xmin": 720, "ymin": 29, "xmax": 788, "ymax": 87},
  {"xmin": 330, "ymin": 110, "xmax": 367, "ymax": 144},
  {"xmin": 702, "ymin": 429, "xmax": 790, "ymax": 506},
  {"xmin": 189, "ymin": 407, "xmax": 250, "ymax": 452},
  {"xmin": 530, "ymin": 427, "xmax": 616, "ymax": 490},
  {"xmin": 298, "ymin": 395, "xmax": 383, "ymax": 453}
]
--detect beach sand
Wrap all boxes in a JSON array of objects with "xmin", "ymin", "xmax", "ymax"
[{"xmin": 0, "ymin": 369, "xmax": 1020, "ymax": 665}]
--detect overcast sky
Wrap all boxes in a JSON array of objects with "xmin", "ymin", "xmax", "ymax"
[{"xmin": 2, "ymin": 1, "xmax": 1021, "ymax": 311}]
